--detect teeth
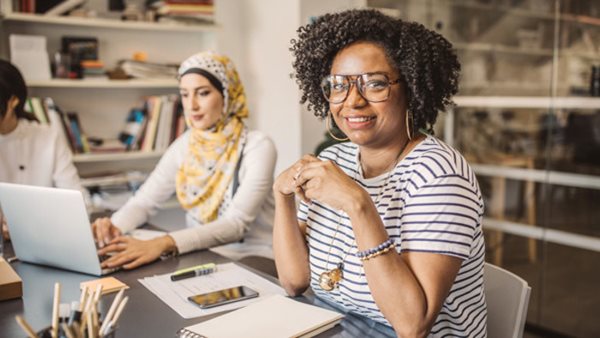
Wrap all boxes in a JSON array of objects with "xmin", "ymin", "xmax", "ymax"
[{"xmin": 347, "ymin": 116, "xmax": 373, "ymax": 122}]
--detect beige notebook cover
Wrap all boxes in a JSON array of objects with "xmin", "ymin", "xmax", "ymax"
[{"xmin": 177, "ymin": 294, "xmax": 344, "ymax": 338}]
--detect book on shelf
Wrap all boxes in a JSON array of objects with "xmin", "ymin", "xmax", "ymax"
[
  {"xmin": 62, "ymin": 36, "xmax": 99, "ymax": 79},
  {"xmin": 141, "ymin": 96, "xmax": 162, "ymax": 151},
  {"xmin": 119, "ymin": 59, "xmax": 179, "ymax": 79},
  {"xmin": 119, "ymin": 108, "xmax": 147, "ymax": 150},
  {"xmin": 137, "ymin": 94, "xmax": 185, "ymax": 152},
  {"xmin": 9, "ymin": 34, "xmax": 52, "ymax": 81},
  {"xmin": 23, "ymin": 95, "xmax": 184, "ymax": 155}
]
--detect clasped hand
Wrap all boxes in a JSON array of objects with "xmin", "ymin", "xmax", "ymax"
[{"xmin": 274, "ymin": 154, "xmax": 364, "ymax": 212}]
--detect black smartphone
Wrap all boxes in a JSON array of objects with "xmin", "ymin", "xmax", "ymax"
[{"xmin": 188, "ymin": 286, "xmax": 259, "ymax": 309}]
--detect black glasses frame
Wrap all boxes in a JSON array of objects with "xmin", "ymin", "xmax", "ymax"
[{"xmin": 321, "ymin": 72, "xmax": 401, "ymax": 104}]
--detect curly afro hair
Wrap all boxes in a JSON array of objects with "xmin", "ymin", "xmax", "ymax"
[{"xmin": 290, "ymin": 9, "xmax": 460, "ymax": 135}]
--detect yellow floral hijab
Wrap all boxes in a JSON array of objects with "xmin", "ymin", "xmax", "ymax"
[{"xmin": 175, "ymin": 51, "xmax": 248, "ymax": 224}]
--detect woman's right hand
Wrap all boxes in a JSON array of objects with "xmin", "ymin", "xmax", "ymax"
[
  {"xmin": 91, "ymin": 217, "xmax": 122, "ymax": 248},
  {"xmin": 273, "ymin": 154, "xmax": 320, "ymax": 198}
]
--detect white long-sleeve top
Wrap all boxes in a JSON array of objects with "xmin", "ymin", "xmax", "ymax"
[
  {"xmin": 0, "ymin": 119, "xmax": 85, "ymax": 193},
  {"xmin": 110, "ymin": 129, "xmax": 276, "ymax": 260}
]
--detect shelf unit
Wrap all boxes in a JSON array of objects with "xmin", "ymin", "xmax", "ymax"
[
  {"xmin": 27, "ymin": 78, "xmax": 178, "ymax": 88},
  {"xmin": 0, "ymin": 10, "xmax": 215, "ymax": 175},
  {"xmin": 73, "ymin": 150, "xmax": 165, "ymax": 163},
  {"xmin": 0, "ymin": 12, "xmax": 218, "ymax": 32}
]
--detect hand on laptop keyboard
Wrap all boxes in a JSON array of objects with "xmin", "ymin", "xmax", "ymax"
[
  {"xmin": 91, "ymin": 217, "xmax": 122, "ymax": 248},
  {"xmin": 97, "ymin": 235, "xmax": 176, "ymax": 270}
]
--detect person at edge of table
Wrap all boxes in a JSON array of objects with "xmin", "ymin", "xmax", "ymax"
[
  {"xmin": 0, "ymin": 59, "xmax": 89, "ymax": 240},
  {"xmin": 273, "ymin": 9, "xmax": 487, "ymax": 338},
  {"xmin": 93, "ymin": 51, "xmax": 276, "ymax": 269}
]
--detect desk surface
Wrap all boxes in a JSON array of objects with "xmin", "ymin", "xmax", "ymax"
[{"xmin": 0, "ymin": 245, "xmax": 395, "ymax": 338}]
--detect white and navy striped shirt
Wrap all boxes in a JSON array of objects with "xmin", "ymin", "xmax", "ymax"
[{"xmin": 298, "ymin": 136, "xmax": 487, "ymax": 337}]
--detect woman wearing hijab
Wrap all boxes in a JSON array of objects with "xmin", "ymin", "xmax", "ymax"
[{"xmin": 93, "ymin": 51, "xmax": 276, "ymax": 269}]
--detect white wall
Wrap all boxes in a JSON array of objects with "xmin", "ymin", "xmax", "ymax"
[
  {"xmin": 216, "ymin": 0, "xmax": 302, "ymax": 175},
  {"xmin": 299, "ymin": 0, "xmax": 366, "ymax": 155},
  {"xmin": 216, "ymin": 0, "xmax": 368, "ymax": 173}
]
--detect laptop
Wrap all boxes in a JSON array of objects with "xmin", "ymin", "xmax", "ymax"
[{"xmin": 0, "ymin": 182, "xmax": 114, "ymax": 276}]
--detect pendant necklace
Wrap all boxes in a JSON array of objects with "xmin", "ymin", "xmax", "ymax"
[{"xmin": 318, "ymin": 139, "xmax": 410, "ymax": 292}]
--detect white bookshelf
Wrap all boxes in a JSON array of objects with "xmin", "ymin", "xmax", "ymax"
[
  {"xmin": 28, "ymin": 78, "xmax": 178, "ymax": 88},
  {"xmin": 73, "ymin": 151, "xmax": 165, "ymax": 163},
  {"xmin": 0, "ymin": 6, "xmax": 215, "ymax": 181},
  {"xmin": 1, "ymin": 12, "xmax": 218, "ymax": 32}
]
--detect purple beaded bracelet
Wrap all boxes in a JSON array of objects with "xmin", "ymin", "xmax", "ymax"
[{"xmin": 356, "ymin": 238, "xmax": 396, "ymax": 261}]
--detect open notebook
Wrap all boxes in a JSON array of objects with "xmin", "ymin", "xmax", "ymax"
[{"xmin": 176, "ymin": 294, "xmax": 344, "ymax": 338}]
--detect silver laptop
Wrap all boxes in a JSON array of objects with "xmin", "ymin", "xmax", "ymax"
[{"xmin": 0, "ymin": 182, "xmax": 113, "ymax": 276}]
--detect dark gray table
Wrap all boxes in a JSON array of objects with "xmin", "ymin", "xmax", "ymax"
[{"xmin": 0, "ymin": 243, "xmax": 395, "ymax": 337}]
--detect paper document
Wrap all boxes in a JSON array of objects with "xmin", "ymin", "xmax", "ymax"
[
  {"xmin": 9, "ymin": 34, "xmax": 51, "ymax": 81},
  {"xmin": 177, "ymin": 294, "xmax": 344, "ymax": 338},
  {"xmin": 139, "ymin": 262, "xmax": 286, "ymax": 319}
]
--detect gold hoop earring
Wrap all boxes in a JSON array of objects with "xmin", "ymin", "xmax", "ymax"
[
  {"xmin": 326, "ymin": 112, "xmax": 349, "ymax": 142},
  {"xmin": 405, "ymin": 110, "xmax": 413, "ymax": 141}
]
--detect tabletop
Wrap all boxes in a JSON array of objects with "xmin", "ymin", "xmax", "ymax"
[{"xmin": 0, "ymin": 243, "xmax": 395, "ymax": 338}]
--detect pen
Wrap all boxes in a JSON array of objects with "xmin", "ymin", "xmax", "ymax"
[{"xmin": 170, "ymin": 263, "xmax": 217, "ymax": 281}]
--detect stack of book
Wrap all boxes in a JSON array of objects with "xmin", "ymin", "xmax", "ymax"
[
  {"xmin": 152, "ymin": 0, "xmax": 215, "ymax": 24},
  {"xmin": 116, "ymin": 95, "xmax": 186, "ymax": 153},
  {"xmin": 24, "ymin": 97, "xmax": 90, "ymax": 154},
  {"xmin": 81, "ymin": 60, "xmax": 106, "ymax": 78},
  {"xmin": 25, "ymin": 96, "xmax": 185, "ymax": 155},
  {"xmin": 119, "ymin": 60, "xmax": 179, "ymax": 79}
]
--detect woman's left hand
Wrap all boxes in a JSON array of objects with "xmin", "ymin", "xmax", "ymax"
[
  {"xmin": 98, "ymin": 235, "xmax": 175, "ymax": 270},
  {"xmin": 295, "ymin": 159, "xmax": 367, "ymax": 212}
]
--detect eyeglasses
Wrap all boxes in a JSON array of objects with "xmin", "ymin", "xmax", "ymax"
[{"xmin": 321, "ymin": 73, "xmax": 401, "ymax": 104}]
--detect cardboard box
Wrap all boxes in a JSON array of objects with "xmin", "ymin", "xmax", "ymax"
[{"xmin": 0, "ymin": 257, "xmax": 22, "ymax": 301}]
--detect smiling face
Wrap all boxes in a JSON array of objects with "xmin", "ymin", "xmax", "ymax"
[
  {"xmin": 329, "ymin": 41, "xmax": 407, "ymax": 149},
  {"xmin": 179, "ymin": 73, "xmax": 225, "ymax": 130}
]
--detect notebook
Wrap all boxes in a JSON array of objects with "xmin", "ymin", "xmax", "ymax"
[{"xmin": 175, "ymin": 294, "xmax": 344, "ymax": 338}]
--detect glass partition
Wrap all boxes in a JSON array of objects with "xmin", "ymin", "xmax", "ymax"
[{"xmin": 368, "ymin": 0, "xmax": 600, "ymax": 336}]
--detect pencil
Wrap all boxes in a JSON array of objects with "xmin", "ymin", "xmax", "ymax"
[
  {"xmin": 61, "ymin": 323, "xmax": 75, "ymax": 338},
  {"xmin": 71, "ymin": 322, "xmax": 82, "ymax": 338},
  {"xmin": 99, "ymin": 288, "xmax": 124, "ymax": 334},
  {"xmin": 15, "ymin": 315, "xmax": 38, "ymax": 338},
  {"xmin": 105, "ymin": 296, "xmax": 129, "ymax": 334},
  {"xmin": 92, "ymin": 284, "xmax": 103, "ymax": 309},
  {"xmin": 86, "ymin": 311, "xmax": 94, "ymax": 338},
  {"xmin": 78, "ymin": 286, "xmax": 88, "ymax": 311},
  {"xmin": 80, "ymin": 291, "xmax": 94, "ymax": 337},
  {"xmin": 51, "ymin": 282, "xmax": 61, "ymax": 338}
]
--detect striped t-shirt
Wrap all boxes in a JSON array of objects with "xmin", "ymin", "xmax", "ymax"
[{"xmin": 298, "ymin": 136, "xmax": 487, "ymax": 337}]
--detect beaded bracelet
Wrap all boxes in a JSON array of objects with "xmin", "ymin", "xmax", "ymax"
[{"xmin": 356, "ymin": 238, "xmax": 396, "ymax": 261}]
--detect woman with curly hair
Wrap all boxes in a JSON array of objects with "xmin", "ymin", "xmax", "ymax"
[{"xmin": 273, "ymin": 9, "xmax": 486, "ymax": 337}]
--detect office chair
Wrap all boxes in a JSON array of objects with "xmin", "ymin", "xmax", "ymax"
[{"xmin": 484, "ymin": 263, "xmax": 531, "ymax": 338}]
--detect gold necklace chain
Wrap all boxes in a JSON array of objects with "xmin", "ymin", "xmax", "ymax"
[{"xmin": 319, "ymin": 139, "xmax": 410, "ymax": 291}]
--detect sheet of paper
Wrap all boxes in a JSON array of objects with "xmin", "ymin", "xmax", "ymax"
[
  {"xmin": 9, "ymin": 34, "xmax": 51, "ymax": 81},
  {"xmin": 139, "ymin": 262, "xmax": 286, "ymax": 319}
]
